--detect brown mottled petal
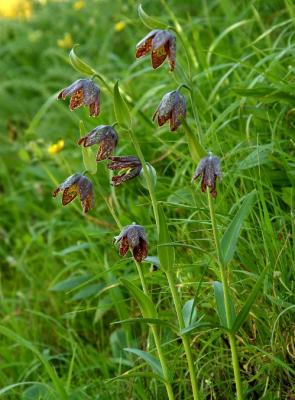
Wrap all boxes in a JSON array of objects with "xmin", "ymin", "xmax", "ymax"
[
  {"xmin": 133, "ymin": 238, "xmax": 148, "ymax": 262},
  {"xmin": 151, "ymin": 44, "xmax": 168, "ymax": 69},
  {"xmin": 135, "ymin": 30, "xmax": 158, "ymax": 58},
  {"xmin": 168, "ymin": 36, "xmax": 176, "ymax": 71},
  {"xmin": 136, "ymin": 36, "xmax": 153, "ymax": 58},
  {"xmin": 157, "ymin": 111, "xmax": 171, "ymax": 127},
  {"xmin": 62, "ymin": 185, "xmax": 78, "ymax": 205},
  {"xmin": 89, "ymin": 101, "xmax": 100, "ymax": 117},
  {"xmin": 108, "ymin": 156, "xmax": 141, "ymax": 170},
  {"xmin": 81, "ymin": 192, "xmax": 93, "ymax": 213},
  {"xmin": 111, "ymin": 166, "xmax": 142, "ymax": 186},
  {"xmin": 77, "ymin": 136, "xmax": 87, "ymax": 146},
  {"xmin": 170, "ymin": 107, "xmax": 181, "ymax": 131},
  {"xmin": 96, "ymin": 140, "xmax": 113, "ymax": 161},
  {"xmin": 119, "ymin": 236, "xmax": 129, "ymax": 256},
  {"xmin": 52, "ymin": 187, "xmax": 60, "ymax": 198},
  {"xmin": 201, "ymin": 176, "xmax": 207, "ymax": 193},
  {"xmin": 210, "ymin": 187, "xmax": 217, "ymax": 198},
  {"xmin": 70, "ymin": 89, "xmax": 84, "ymax": 110}
]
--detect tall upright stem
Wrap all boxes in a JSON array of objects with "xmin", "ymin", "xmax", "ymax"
[
  {"xmin": 96, "ymin": 179, "xmax": 174, "ymax": 400},
  {"xmin": 207, "ymin": 189, "xmax": 243, "ymax": 400},
  {"xmin": 134, "ymin": 260, "xmax": 175, "ymax": 400},
  {"xmin": 129, "ymin": 128, "xmax": 199, "ymax": 400}
]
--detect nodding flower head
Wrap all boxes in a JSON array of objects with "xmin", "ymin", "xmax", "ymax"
[
  {"xmin": 52, "ymin": 173, "xmax": 94, "ymax": 213},
  {"xmin": 58, "ymin": 79, "xmax": 100, "ymax": 117},
  {"xmin": 107, "ymin": 156, "xmax": 142, "ymax": 187},
  {"xmin": 114, "ymin": 224, "xmax": 148, "ymax": 262},
  {"xmin": 78, "ymin": 125, "xmax": 118, "ymax": 161},
  {"xmin": 192, "ymin": 153, "xmax": 222, "ymax": 198},
  {"xmin": 136, "ymin": 29, "xmax": 176, "ymax": 71},
  {"xmin": 153, "ymin": 90, "xmax": 186, "ymax": 132}
]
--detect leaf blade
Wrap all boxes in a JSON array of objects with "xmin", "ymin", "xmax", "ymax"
[{"xmin": 221, "ymin": 190, "xmax": 256, "ymax": 265}]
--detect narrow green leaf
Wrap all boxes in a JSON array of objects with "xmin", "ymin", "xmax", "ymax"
[
  {"xmin": 214, "ymin": 281, "xmax": 227, "ymax": 327},
  {"xmin": 182, "ymin": 119, "xmax": 206, "ymax": 162},
  {"xmin": 121, "ymin": 279, "xmax": 157, "ymax": 319},
  {"xmin": 111, "ymin": 317, "xmax": 176, "ymax": 331},
  {"xmin": 221, "ymin": 190, "xmax": 256, "ymax": 265},
  {"xmin": 124, "ymin": 347, "xmax": 164, "ymax": 378},
  {"xmin": 53, "ymin": 242, "xmax": 90, "ymax": 256},
  {"xmin": 79, "ymin": 121, "xmax": 97, "ymax": 174},
  {"xmin": 50, "ymin": 275, "xmax": 91, "ymax": 292},
  {"xmin": 71, "ymin": 283, "xmax": 104, "ymax": 301},
  {"xmin": 69, "ymin": 45, "xmax": 94, "ymax": 76},
  {"xmin": 137, "ymin": 4, "xmax": 167, "ymax": 30},
  {"xmin": 113, "ymin": 81, "xmax": 131, "ymax": 129},
  {"xmin": 182, "ymin": 299, "xmax": 197, "ymax": 328},
  {"xmin": 157, "ymin": 205, "xmax": 175, "ymax": 272},
  {"xmin": 180, "ymin": 320, "xmax": 218, "ymax": 336},
  {"xmin": 238, "ymin": 145, "xmax": 273, "ymax": 170},
  {"xmin": 214, "ymin": 281, "xmax": 235, "ymax": 328},
  {"xmin": 232, "ymin": 267, "xmax": 268, "ymax": 332}
]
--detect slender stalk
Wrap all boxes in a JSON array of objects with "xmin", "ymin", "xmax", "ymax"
[
  {"xmin": 129, "ymin": 127, "xmax": 199, "ymax": 400},
  {"xmin": 96, "ymin": 179, "xmax": 175, "ymax": 400},
  {"xmin": 207, "ymin": 189, "xmax": 243, "ymax": 400},
  {"xmin": 166, "ymin": 271, "xmax": 200, "ymax": 400},
  {"xmin": 134, "ymin": 260, "xmax": 175, "ymax": 400}
]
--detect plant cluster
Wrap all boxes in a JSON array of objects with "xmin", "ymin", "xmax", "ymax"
[{"xmin": 49, "ymin": 5, "xmax": 267, "ymax": 400}]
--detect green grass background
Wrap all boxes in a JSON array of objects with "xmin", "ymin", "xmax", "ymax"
[{"xmin": 0, "ymin": 0, "xmax": 294, "ymax": 398}]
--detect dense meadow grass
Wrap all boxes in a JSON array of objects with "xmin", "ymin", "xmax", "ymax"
[{"xmin": 0, "ymin": 0, "xmax": 294, "ymax": 399}]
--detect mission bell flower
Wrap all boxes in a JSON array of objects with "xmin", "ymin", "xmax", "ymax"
[
  {"xmin": 192, "ymin": 153, "xmax": 222, "ymax": 198},
  {"xmin": 57, "ymin": 79, "xmax": 100, "ymax": 117},
  {"xmin": 136, "ymin": 29, "xmax": 176, "ymax": 71},
  {"xmin": 114, "ymin": 224, "xmax": 148, "ymax": 262},
  {"xmin": 107, "ymin": 156, "xmax": 142, "ymax": 186},
  {"xmin": 52, "ymin": 173, "xmax": 94, "ymax": 213},
  {"xmin": 78, "ymin": 125, "xmax": 118, "ymax": 161},
  {"xmin": 153, "ymin": 90, "xmax": 186, "ymax": 131}
]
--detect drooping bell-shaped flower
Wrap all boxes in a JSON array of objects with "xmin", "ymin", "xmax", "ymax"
[
  {"xmin": 58, "ymin": 79, "xmax": 100, "ymax": 117},
  {"xmin": 52, "ymin": 173, "xmax": 94, "ymax": 213},
  {"xmin": 192, "ymin": 153, "xmax": 222, "ymax": 198},
  {"xmin": 153, "ymin": 90, "xmax": 186, "ymax": 131},
  {"xmin": 78, "ymin": 125, "xmax": 118, "ymax": 161},
  {"xmin": 107, "ymin": 156, "xmax": 142, "ymax": 186},
  {"xmin": 136, "ymin": 29, "xmax": 176, "ymax": 71},
  {"xmin": 114, "ymin": 224, "xmax": 148, "ymax": 262}
]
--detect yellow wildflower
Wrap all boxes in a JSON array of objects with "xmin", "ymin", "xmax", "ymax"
[
  {"xmin": 115, "ymin": 21, "xmax": 126, "ymax": 32},
  {"xmin": 48, "ymin": 140, "xmax": 65, "ymax": 155},
  {"xmin": 0, "ymin": 0, "xmax": 32, "ymax": 19},
  {"xmin": 57, "ymin": 33, "xmax": 73, "ymax": 49},
  {"xmin": 73, "ymin": 1, "xmax": 85, "ymax": 10}
]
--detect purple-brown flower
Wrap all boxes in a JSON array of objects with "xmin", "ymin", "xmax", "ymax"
[
  {"xmin": 52, "ymin": 173, "xmax": 94, "ymax": 213},
  {"xmin": 153, "ymin": 90, "xmax": 186, "ymax": 131},
  {"xmin": 114, "ymin": 224, "xmax": 148, "ymax": 262},
  {"xmin": 78, "ymin": 125, "xmax": 118, "ymax": 161},
  {"xmin": 57, "ymin": 79, "xmax": 100, "ymax": 117},
  {"xmin": 192, "ymin": 153, "xmax": 222, "ymax": 198},
  {"xmin": 136, "ymin": 29, "xmax": 176, "ymax": 71},
  {"xmin": 107, "ymin": 156, "xmax": 142, "ymax": 186}
]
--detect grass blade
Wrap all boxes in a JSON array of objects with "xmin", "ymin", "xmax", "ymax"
[
  {"xmin": 232, "ymin": 267, "xmax": 268, "ymax": 332},
  {"xmin": 221, "ymin": 190, "xmax": 256, "ymax": 265},
  {"xmin": 124, "ymin": 347, "xmax": 164, "ymax": 378}
]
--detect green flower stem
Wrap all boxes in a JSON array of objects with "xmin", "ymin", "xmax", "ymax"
[
  {"xmin": 166, "ymin": 271, "xmax": 200, "ymax": 400},
  {"xmin": 207, "ymin": 189, "xmax": 243, "ymax": 400},
  {"xmin": 128, "ymin": 127, "xmax": 199, "ymax": 400},
  {"xmin": 128, "ymin": 129, "xmax": 159, "ymax": 228},
  {"xmin": 96, "ymin": 178, "xmax": 175, "ymax": 400},
  {"xmin": 134, "ymin": 260, "xmax": 175, "ymax": 400}
]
